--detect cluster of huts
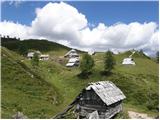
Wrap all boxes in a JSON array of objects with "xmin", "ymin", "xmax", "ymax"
[
  {"xmin": 26, "ymin": 49, "xmax": 81, "ymax": 67},
  {"xmin": 64, "ymin": 49, "xmax": 95, "ymax": 67},
  {"xmin": 27, "ymin": 49, "xmax": 97, "ymax": 68},
  {"xmin": 27, "ymin": 48, "xmax": 136, "ymax": 67}
]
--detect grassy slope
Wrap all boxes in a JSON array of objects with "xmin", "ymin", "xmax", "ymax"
[
  {"xmin": 1, "ymin": 47, "xmax": 64, "ymax": 118},
  {"xmin": 1, "ymin": 39, "xmax": 159, "ymax": 118},
  {"xmin": 24, "ymin": 51, "xmax": 158, "ymax": 118},
  {"xmin": 92, "ymin": 52, "xmax": 159, "ymax": 117}
]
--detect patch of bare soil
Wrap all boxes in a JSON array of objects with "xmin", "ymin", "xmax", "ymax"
[{"xmin": 128, "ymin": 111, "xmax": 153, "ymax": 119}]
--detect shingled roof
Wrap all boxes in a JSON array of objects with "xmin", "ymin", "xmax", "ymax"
[{"xmin": 85, "ymin": 81, "xmax": 126, "ymax": 106}]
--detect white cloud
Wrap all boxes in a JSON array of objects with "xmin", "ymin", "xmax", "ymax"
[
  {"xmin": 0, "ymin": 2, "xmax": 159, "ymax": 56},
  {"xmin": 0, "ymin": 21, "xmax": 30, "ymax": 39},
  {"xmin": 57, "ymin": 40, "xmax": 71, "ymax": 46},
  {"xmin": 78, "ymin": 22, "xmax": 158, "ymax": 56},
  {"xmin": 30, "ymin": 2, "xmax": 87, "ymax": 45},
  {"xmin": 80, "ymin": 22, "xmax": 156, "ymax": 47}
]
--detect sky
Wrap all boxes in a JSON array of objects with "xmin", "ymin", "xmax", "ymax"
[{"xmin": 0, "ymin": 1, "xmax": 159, "ymax": 56}]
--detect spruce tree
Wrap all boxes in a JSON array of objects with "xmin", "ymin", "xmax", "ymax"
[
  {"xmin": 156, "ymin": 51, "xmax": 159, "ymax": 63},
  {"xmin": 18, "ymin": 42, "xmax": 27, "ymax": 56},
  {"xmin": 80, "ymin": 53, "xmax": 94, "ymax": 75},
  {"xmin": 31, "ymin": 52, "xmax": 39, "ymax": 67},
  {"xmin": 104, "ymin": 50, "xmax": 115, "ymax": 73}
]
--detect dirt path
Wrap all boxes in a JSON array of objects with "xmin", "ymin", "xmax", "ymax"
[{"xmin": 128, "ymin": 111, "xmax": 153, "ymax": 119}]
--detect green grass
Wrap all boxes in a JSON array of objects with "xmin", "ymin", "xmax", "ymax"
[
  {"xmin": 25, "ymin": 52, "xmax": 158, "ymax": 118},
  {"xmin": 1, "ymin": 47, "xmax": 63, "ymax": 118},
  {"xmin": 92, "ymin": 51, "xmax": 158, "ymax": 116},
  {"xmin": 1, "ymin": 45, "xmax": 159, "ymax": 118}
]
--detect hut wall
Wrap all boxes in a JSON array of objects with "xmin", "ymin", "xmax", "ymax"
[
  {"xmin": 78, "ymin": 103, "xmax": 122, "ymax": 119},
  {"xmin": 79, "ymin": 90, "xmax": 106, "ymax": 107},
  {"xmin": 104, "ymin": 103, "xmax": 122, "ymax": 118}
]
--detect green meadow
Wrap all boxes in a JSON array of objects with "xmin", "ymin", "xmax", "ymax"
[{"xmin": 1, "ymin": 39, "xmax": 159, "ymax": 118}]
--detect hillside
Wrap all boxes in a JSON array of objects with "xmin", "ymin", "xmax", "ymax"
[
  {"xmin": 1, "ymin": 37, "xmax": 70, "ymax": 56},
  {"xmin": 28, "ymin": 50, "xmax": 158, "ymax": 118},
  {"xmin": 1, "ymin": 37, "xmax": 69, "ymax": 50},
  {"xmin": 1, "ymin": 39, "xmax": 159, "ymax": 119},
  {"xmin": 1, "ymin": 47, "xmax": 64, "ymax": 118},
  {"xmin": 1, "ymin": 37, "xmax": 85, "ymax": 56}
]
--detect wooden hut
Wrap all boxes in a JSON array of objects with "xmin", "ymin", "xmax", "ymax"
[
  {"xmin": 64, "ymin": 49, "xmax": 79, "ymax": 58},
  {"xmin": 75, "ymin": 81, "xmax": 126, "ymax": 119},
  {"xmin": 122, "ymin": 58, "xmax": 135, "ymax": 65},
  {"xmin": 122, "ymin": 51, "xmax": 136, "ymax": 65},
  {"xmin": 27, "ymin": 51, "xmax": 41, "ymax": 60}
]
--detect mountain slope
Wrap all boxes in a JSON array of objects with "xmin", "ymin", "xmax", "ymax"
[
  {"xmin": 23, "ymin": 50, "xmax": 158, "ymax": 118},
  {"xmin": 1, "ymin": 37, "xmax": 84, "ymax": 56},
  {"xmin": 1, "ymin": 47, "xmax": 62, "ymax": 118},
  {"xmin": 92, "ymin": 52, "xmax": 158, "ymax": 117},
  {"xmin": 1, "ymin": 39, "xmax": 159, "ymax": 118},
  {"xmin": 2, "ymin": 37, "xmax": 70, "ymax": 51}
]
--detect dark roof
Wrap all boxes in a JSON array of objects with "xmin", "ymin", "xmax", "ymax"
[{"xmin": 85, "ymin": 81, "xmax": 126, "ymax": 106}]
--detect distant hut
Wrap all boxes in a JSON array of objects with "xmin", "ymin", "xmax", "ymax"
[
  {"xmin": 122, "ymin": 58, "xmax": 135, "ymax": 65},
  {"xmin": 88, "ymin": 50, "xmax": 95, "ymax": 55},
  {"xmin": 64, "ymin": 49, "xmax": 79, "ymax": 58},
  {"xmin": 27, "ymin": 52, "xmax": 35, "ymax": 60},
  {"xmin": 27, "ymin": 51, "xmax": 41, "ymax": 60},
  {"xmin": 65, "ymin": 49, "xmax": 80, "ymax": 67},
  {"xmin": 122, "ymin": 51, "xmax": 136, "ymax": 65},
  {"xmin": 74, "ymin": 81, "xmax": 126, "ymax": 119},
  {"xmin": 66, "ymin": 57, "xmax": 79, "ymax": 67},
  {"xmin": 40, "ymin": 54, "xmax": 49, "ymax": 60}
]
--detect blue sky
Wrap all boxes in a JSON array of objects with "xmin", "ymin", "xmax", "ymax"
[
  {"xmin": 0, "ymin": 1, "xmax": 159, "ymax": 56},
  {"xmin": 1, "ymin": 1, "xmax": 159, "ymax": 26}
]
